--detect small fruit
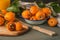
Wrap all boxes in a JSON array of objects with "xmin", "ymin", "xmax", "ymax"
[
  {"xmin": 30, "ymin": 16, "xmax": 37, "ymax": 20},
  {"xmin": 6, "ymin": 21, "xmax": 23, "ymax": 31},
  {"xmin": 36, "ymin": 10, "xmax": 46, "ymax": 20},
  {"xmin": 30, "ymin": 6, "xmax": 39, "ymax": 15},
  {"xmin": 48, "ymin": 18, "xmax": 58, "ymax": 27},
  {"xmin": 0, "ymin": 17, "xmax": 5, "ymax": 25},
  {"xmin": 22, "ymin": 10, "xmax": 31, "ymax": 19},
  {"xmin": 0, "ymin": 14, "xmax": 3, "ymax": 17},
  {"xmin": 4, "ymin": 12, "xmax": 15, "ymax": 21},
  {"xmin": 6, "ymin": 22, "xmax": 16, "ymax": 31},
  {"xmin": 15, "ymin": 22, "xmax": 23, "ymax": 31},
  {"xmin": 42, "ymin": 7, "xmax": 52, "ymax": 17},
  {"xmin": 1, "ymin": 10, "xmax": 7, "ymax": 15}
]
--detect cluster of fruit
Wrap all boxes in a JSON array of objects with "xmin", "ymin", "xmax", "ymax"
[
  {"xmin": 22, "ymin": 5, "xmax": 58, "ymax": 27},
  {"xmin": 0, "ymin": 10, "xmax": 23, "ymax": 31},
  {"xmin": 22, "ymin": 6, "xmax": 51, "ymax": 21}
]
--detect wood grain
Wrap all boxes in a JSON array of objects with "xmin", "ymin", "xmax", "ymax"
[
  {"xmin": 0, "ymin": 25, "xmax": 29, "ymax": 36},
  {"xmin": 32, "ymin": 26, "xmax": 57, "ymax": 36}
]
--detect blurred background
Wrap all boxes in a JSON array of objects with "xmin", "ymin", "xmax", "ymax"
[{"xmin": 11, "ymin": 0, "xmax": 60, "ymax": 4}]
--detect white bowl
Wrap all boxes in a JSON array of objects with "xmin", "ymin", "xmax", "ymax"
[{"xmin": 24, "ymin": 18, "xmax": 49, "ymax": 25}]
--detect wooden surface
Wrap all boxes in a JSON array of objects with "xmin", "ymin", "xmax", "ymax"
[
  {"xmin": 4, "ymin": 0, "xmax": 60, "ymax": 40},
  {"xmin": 0, "ymin": 18, "xmax": 60, "ymax": 40},
  {"xmin": 19, "ymin": 19, "xmax": 56, "ymax": 36},
  {"xmin": 0, "ymin": 25, "xmax": 29, "ymax": 36},
  {"xmin": 0, "ymin": 23, "xmax": 60, "ymax": 40},
  {"xmin": 32, "ymin": 26, "xmax": 56, "ymax": 36}
]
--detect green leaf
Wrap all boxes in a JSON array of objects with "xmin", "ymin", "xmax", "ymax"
[
  {"xmin": 7, "ymin": 0, "xmax": 20, "ymax": 13},
  {"xmin": 7, "ymin": 5, "xmax": 20, "ymax": 13},
  {"xmin": 50, "ymin": 2, "xmax": 60, "ymax": 13},
  {"xmin": 37, "ymin": 2, "xmax": 45, "ymax": 8}
]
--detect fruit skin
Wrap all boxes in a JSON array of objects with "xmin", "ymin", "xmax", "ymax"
[
  {"xmin": 1, "ymin": 10, "xmax": 7, "ymax": 15},
  {"xmin": 42, "ymin": 7, "xmax": 52, "ymax": 17},
  {"xmin": 22, "ymin": 10, "xmax": 32, "ymax": 19},
  {"xmin": 30, "ymin": 16, "xmax": 37, "ymax": 20},
  {"xmin": 48, "ymin": 18, "xmax": 58, "ymax": 27},
  {"xmin": 4, "ymin": 12, "xmax": 15, "ymax": 21},
  {"xmin": 6, "ymin": 21, "xmax": 23, "ymax": 31},
  {"xmin": 0, "ymin": 0, "xmax": 10, "ymax": 10},
  {"xmin": 0, "ymin": 17, "xmax": 5, "ymax": 25},
  {"xmin": 6, "ymin": 22, "xmax": 16, "ymax": 31},
  {"xmin": 30, "ymin": 6, "xmax": 39, "ymax": 15},
  {"xmin": 36, "ymin": 10, "xmax": 46, "ymax": 20},
  {"xmin": 0, "ymin": 14, "xmax": 3, "ymax": 17},
  {"xmin": 15, "ymin": 22, "xmax": 23, "ymax": 31}
]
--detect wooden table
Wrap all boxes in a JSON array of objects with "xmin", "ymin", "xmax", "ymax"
[
  {"xmin": 1, "ymin": 0, "xmax": 59, "ymax": 40},
  {"xmin": 0, "ymin": 22, "xmax": 60, "ymax": 40}
]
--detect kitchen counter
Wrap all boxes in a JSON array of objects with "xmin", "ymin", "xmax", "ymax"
[
  {"xmin": 0, "ymin": 18, "xmax": 60, "ymax": 40},
  {"xmin": 0, "ymin": 0, "xmax": 60, "ymax": 40},
  {"xmin": 0, "ymin": 25, "xmax": 60, "ymax": 40}
]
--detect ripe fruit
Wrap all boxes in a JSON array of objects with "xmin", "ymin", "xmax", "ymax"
[
  {"xmin": 0, "ymin": 17, "xmax": 5, "ymax": 25},
  {"xmin": 30, "ymin": 16, "xmax": 37, "ymax": 20},
  {"xmin": 0, "ymin": 0, "xmax": 10, "ymax": 10},
  {"xmin": 48, "ymin": 18, "xmax": 58, "ymax": 27},
  {"xmin": 1, "ymin": 10, "xmax": 7, "ymax": 15},
  {"xmin": 6, "ymin": 22, "xmax": 16, "ymax": 31},
  {"xmin": 4, "ymin": 12, "xmax": 15, "ymax": 21},
  {"xmin": 22, "ymin": 10, "xmax": 31, "ymax": 19},
  {"xmin": 42, "ymin": 7, "xmax": 51, "ymax": 17},
  {"xmin": 15, "ymin": 22, "xmax": 23, "ymax": 31},
  {"xmin": 6, "ymin": 21, "xmax": 23, "ymax": 31},
  {"xmin": 36, "ymin": 10, "xmax": 46, "ymax": 20},
  {"xmin": 0, "ymin": 14, "xmax": 3, "ymax": 17},
  {"xmin": 30, "ymin": 6, "xmax": 39, "ymax": 15}
]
